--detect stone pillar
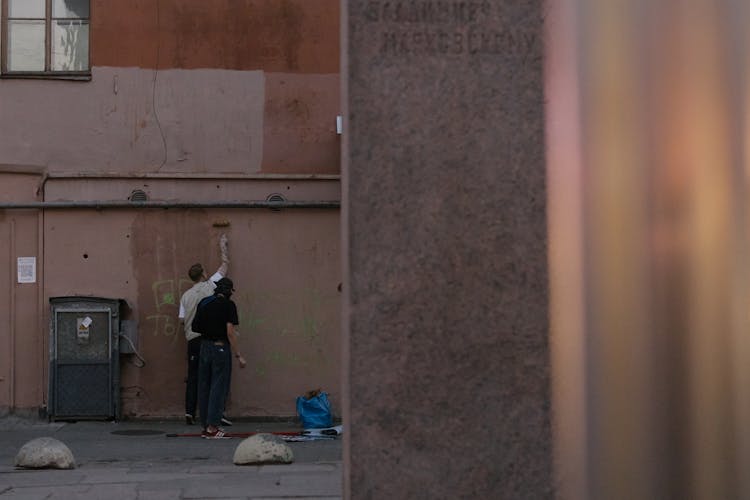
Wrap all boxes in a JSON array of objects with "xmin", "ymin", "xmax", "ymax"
[{"xmin": 342, "ymin": 1, "xmax": 552, "ymax": 498}]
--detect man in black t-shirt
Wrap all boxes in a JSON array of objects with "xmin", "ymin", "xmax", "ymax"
[{"xmin": 191, "ymin": 277, "xmax": 246, "ymax": 438}]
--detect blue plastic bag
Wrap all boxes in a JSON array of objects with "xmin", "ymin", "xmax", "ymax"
[{"xmin": 296, "ymin": 391, "xmax": 333, "ymax": 429}]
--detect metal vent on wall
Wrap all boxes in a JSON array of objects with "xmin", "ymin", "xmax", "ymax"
[
  {"xmin": 266, "ymin": 193, "xmax": 286, "ymax": 212},
  {"xmin": 129, "ymin": 190, "xmax": 148, "ymax": 202}
]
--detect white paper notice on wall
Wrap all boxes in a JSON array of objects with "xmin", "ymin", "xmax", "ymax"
[{"xmin": 17, "ymin": 257, "xmax": 36, "ymax": 284}]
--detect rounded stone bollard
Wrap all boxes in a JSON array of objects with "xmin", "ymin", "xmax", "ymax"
[
  {"xmin": 233, "ymin": 433, "xmax": 294, "ymax": 465},
  {"xmin": 15, "ymin": 437, "xmax": 76, "ymax": 469}
]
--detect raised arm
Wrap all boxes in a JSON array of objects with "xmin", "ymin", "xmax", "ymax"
[{"xmin": 212, "ymin": 233, "xmax": 230, "ymax": 279}]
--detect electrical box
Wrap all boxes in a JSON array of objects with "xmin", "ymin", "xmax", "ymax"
[{"xmin": 48, "ymin": 297, "xmax": 121, "ymax": 420}]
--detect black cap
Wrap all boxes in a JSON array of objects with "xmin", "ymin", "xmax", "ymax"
[{"xmin": 215, "ymin": 277, "xmax": 234, "ymax": 295}]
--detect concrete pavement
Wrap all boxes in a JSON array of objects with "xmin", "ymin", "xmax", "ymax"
[{"xmin": 0, "ymin": 417, "xmax": 342, "ymax": 499}]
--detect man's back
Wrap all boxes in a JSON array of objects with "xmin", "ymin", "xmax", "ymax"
[
  {"xmin": 193, "ymin": 295, "xmax": 238, "ymax": 342},
  {"xmin": 180, "ymin": 281, "xmax": 216, "ymax": 341}
]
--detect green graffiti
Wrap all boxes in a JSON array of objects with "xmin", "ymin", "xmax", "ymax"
[
  {"xmin": 302, "ymin": 316, "xmax": 320, "ymax": 344},
  {"xmin": 252, "ymin": 348, "xmax": 329, "ymax": 379},
  {"xmin": 151, "ymin": 278, "xmax": 193, "ymax": 312},
  {"xmin": 263, "ymin": 350, "xmax": 325, "ymax": 367},
  {"xmin": 152, "ymin": 280, "xmax": 177, "ymax": 311},
  {"xmin": 146, "ymin": 314, "xmax": 176, "ymax": 338},
  {"xmin": 239, "ymin": 308, "xmax": 266, "ymax": 335}
]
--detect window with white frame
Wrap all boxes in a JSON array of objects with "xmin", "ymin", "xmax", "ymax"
[{"xmin": 1, "ymin": 0, "xmax": 90, "ymax": 77}]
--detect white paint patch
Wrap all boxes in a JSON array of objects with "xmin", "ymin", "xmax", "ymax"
[{"xmin": 0, "ymin": 66, "xmax": 265, "ymax": 173}]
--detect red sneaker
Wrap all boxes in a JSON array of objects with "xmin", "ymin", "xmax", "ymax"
[{"xmin": 202, "ymin": 428, "xmax": 229, "ymax": 439}]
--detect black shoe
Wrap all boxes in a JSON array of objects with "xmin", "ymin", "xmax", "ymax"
[
  {"xmin": 185, "ymin": 414, "xmax": 195, "ymax": 425},
  {"xmin": 220, "ymin": 416, "xmax": 233, "ymax": 426}
]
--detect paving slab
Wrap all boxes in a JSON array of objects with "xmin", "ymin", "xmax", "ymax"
[
  {"xmin": 133, "ymin": 491, "xmax": 183, "ymax": 500},
  {"xmin": 0, "ymin": 469, "xmax": 87, "ymax": 487},
  {"xmin": 0, "ymin": 485, "xmax": 91, "ymax": 499}
]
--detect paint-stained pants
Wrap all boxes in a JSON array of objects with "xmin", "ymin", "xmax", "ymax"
[
  {"xmin": 185, "ymin": 337, "xmax": 202, "ymax": 416},
  {"xmin": 198, "ymin": 340, "xmax": 231, "ymax": 428}
]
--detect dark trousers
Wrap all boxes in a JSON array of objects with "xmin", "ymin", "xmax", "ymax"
[
  {"xmin": 184, "ymin": 337, "xmax": 202, "ymax": 416},
  {"xmin": 198, "ymin": 340, "xmax": 232, "ymax": 428}
]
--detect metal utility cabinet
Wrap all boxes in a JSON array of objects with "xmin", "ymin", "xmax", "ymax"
[{"xmin": 49, "ymin": 297, "xmax": 121, "ymax": 420}]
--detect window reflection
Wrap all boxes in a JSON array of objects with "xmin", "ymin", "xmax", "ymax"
[
  {"xmin": 51, "ymin": 20, "xmax": 89, "ymax": 71},
  {"xmin": 53, "ymin": 0, "xmax": 90, "ymax": 19}
]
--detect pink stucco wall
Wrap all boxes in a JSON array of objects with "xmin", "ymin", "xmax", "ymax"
[
  {"xmin": 0, "ymin": 175, "xmax": 45, "ymax": 416},
  {"xmin": 0, "ymin": 174, "xmax": 341, "ymax": 418},
  {"xmin": 0, "ymin": 0, "xmax": 341, "ymax": 419},
  {"xmin": 0, "ymin": 67, "xmax": 339, "ymax": 173}
]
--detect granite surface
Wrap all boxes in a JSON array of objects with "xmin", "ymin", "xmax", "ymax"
[{"xmin": 343, "ymin": 1, "xmax": 552, "ymax": 498}]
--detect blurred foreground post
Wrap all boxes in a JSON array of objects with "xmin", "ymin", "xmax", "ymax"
[{"xmin": 547, "ymin": 0, "xmax": 750, "ymax": 498}]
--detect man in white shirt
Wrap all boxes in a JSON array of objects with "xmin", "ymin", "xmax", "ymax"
[{"xmin": 179, "ymin": 234, "xmax": 229, "ymax": 425}]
